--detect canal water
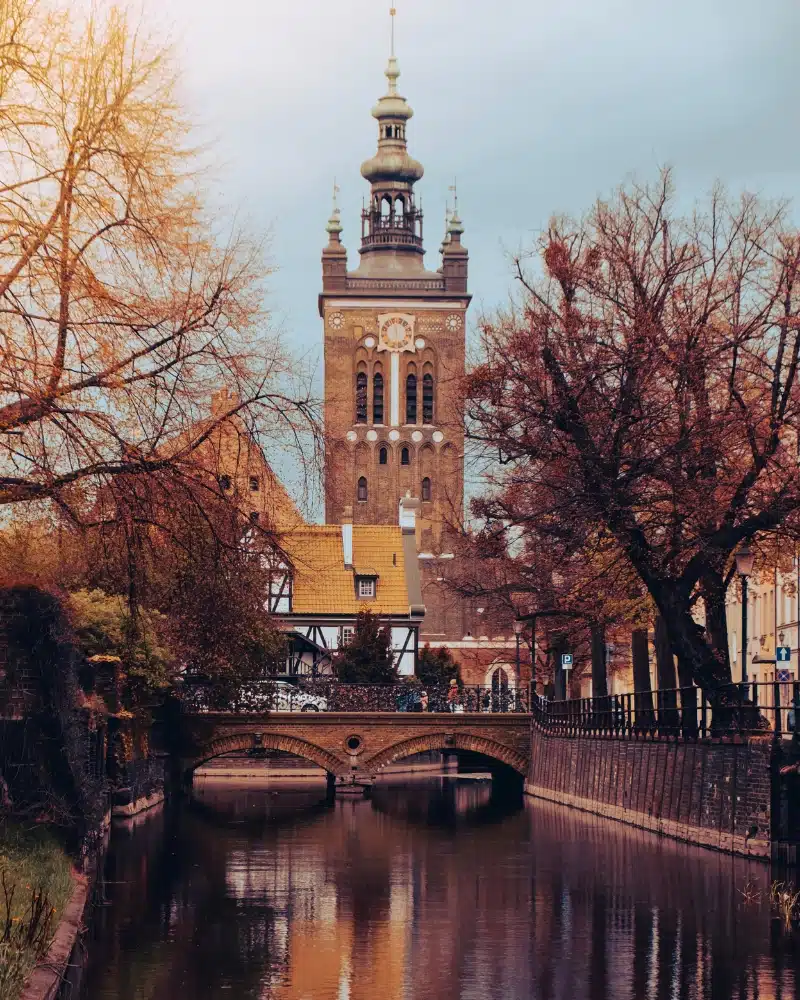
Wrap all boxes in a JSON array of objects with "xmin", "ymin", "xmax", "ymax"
[{"xmin": 83, "ymin": 776, "xmax": 799, "ymax": 1000}]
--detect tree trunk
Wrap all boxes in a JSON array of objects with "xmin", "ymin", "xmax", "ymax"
[
  {"xmin": 591, "ymin": 624, "xmax": 611, "ymax": 728},
  {"xmin": 646, "ymin": 580, "xmax": 730, "ymax": 694},
  {"xmin": 553, "ymin": 636, "xmax": 568, "ymax": 701},
  {"xmin": 631, "ymin": 628, "xmax": 655, "ymax": 727},
  {"xmin": 654, "ymin": 615, "xmax": 680, "ymax": 732},
  {"xmin": 700, "ymin": 569, "xmax": 733, "ymax": 683},
  {"xmin": 591, "ymin": 625, "xmax": 609, "ymax": 698}
]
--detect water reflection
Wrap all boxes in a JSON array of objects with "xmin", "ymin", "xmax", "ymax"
[{"xmin": 84, "ymin": 778, "xmax": 800, "ymax": 1000}]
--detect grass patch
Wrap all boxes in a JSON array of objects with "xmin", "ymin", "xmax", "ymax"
[{"xmin": 0, "ymin": 825, "xmax": 74, "ymax": 1000}]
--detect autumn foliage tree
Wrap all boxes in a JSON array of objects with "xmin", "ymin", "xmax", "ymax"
[
  {"xmin": 0, "ymin": 0, "xmax": 316, "ymax": 516},
  {"xmin": 465, "ymin": 171, "xmax": 800, "ymax": 694}
]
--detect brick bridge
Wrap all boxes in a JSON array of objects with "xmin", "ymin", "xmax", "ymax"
[{"xmin": 177, "ymin": 712, "xmax": 531, "ymax": 792}]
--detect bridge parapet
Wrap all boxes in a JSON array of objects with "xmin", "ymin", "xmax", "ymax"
[{"xmin": 178, "ymin": 711, "xmax": 531, "ymax": 790}]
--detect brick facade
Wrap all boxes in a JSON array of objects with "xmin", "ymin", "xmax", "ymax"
[
  {"xmin": 525, "ymin": 722, "xmax": 773, "ymax": 858},
  {"xmin": 323, "ymin": 304, "xmax": 466, "ymax": 557}
]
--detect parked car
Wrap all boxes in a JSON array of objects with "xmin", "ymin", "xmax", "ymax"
[{"xmin": 272, "ymin": 681, "xmax": 327, "ymax": 713}]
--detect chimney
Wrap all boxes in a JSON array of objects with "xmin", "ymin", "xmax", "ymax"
[
  {"xmin": 399, "ymin": 493, "xmax": 419, "ymax": 534},
  {"xmin": 342, "ymin": 505, "xmax": 353, "ymax": 567}
]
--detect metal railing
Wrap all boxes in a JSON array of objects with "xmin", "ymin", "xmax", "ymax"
[
  {"xmin": 534, "ymin": 681, "xmax": 800, "ymax": 742},
  {"xmin": 179, "ymin": 680, "xmax": 531, "ymax": 715}
]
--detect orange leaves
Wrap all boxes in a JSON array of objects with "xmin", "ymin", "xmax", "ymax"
[{"xmin": 0, "ymin": 2, "xmax": 317, "ymax": 513}]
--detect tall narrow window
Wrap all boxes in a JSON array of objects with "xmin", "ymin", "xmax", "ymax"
[
  {"xmin": 355, "ymin": 372, "xmax": 368, "ymax": 424},
  {"xmin": 422, "ymin": 373, "xmax": 434, "ymax": 424},
  {"xmin": 406, "ymin": 374, "xmax": 417, "ymax": 423},
  {"xmin": 373, "ymin": 372, "xmax": 384, "ymax": 423},
  {"xmin": 357, "ymin": 476, "xmax": 368, "ymax": 502},
  {"xmin": 401, "ymin": 447, "xmax": 410, "ymax": 466},
  {"xmin": 379, "ymin": 446, "xmax": 388, "ymax": 465},
  {"xmin": 422, "ymin": 477, "xmax": 432, "ymax": 502}
]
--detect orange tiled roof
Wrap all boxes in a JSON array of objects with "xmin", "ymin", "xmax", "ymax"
[{"xmin": 282, "ymin": 524, "xmax": 410, "ymax": 615}]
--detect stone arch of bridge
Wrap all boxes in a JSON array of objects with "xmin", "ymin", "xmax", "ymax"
[
  {"xmin": 360, "ymin": 732, "xmax": 528, "ymax": 777},
  {"xmin": 189, "ymin": 732, "xmax": 346, "ymax": 777}
]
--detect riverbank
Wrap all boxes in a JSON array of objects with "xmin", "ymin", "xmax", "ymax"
[{"xmin": 0, "ymin": 826, "xmax": 74, "ymax": 1000}]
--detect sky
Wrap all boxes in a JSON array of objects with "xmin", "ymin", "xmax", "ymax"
[{"xmin": 141, "ymin": 0, "xmax": 800, "ymax": 364}]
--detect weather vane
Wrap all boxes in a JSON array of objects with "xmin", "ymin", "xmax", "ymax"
[
  {"xmin": 332, "ymin": 178, "xmax": 340, "ymax": 211},
  {"xmin": 449, "ymin": 179, "xmax": 459, "ymax": 214}
]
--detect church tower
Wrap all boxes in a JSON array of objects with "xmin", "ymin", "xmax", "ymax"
[{"xmin": 320, "ymin": 13, "xmax": 470, "ymax": 563}]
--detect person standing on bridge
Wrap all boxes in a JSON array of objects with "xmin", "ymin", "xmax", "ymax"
[
  {"xmin": 420, "ymin": 690, "xmax": 429, "ymax": 712},
  {"xmin": 447, "ymin": 679, "xmax": 460, "ymax": 713}
]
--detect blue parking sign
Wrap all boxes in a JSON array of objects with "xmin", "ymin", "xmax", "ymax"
[{"xmin": 561, "ymin": 653, "xmax": 573, "ymax": 670}]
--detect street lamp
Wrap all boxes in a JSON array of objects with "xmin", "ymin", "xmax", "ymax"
[
  {"xmin": 736, "ymin": 542, "xmax": 755, "ymax": 685},
  {"xmin": 513, "ymin": 620, "xmax": 525, "ymax": 692}
]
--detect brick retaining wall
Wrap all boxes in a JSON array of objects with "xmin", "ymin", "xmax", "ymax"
[{"xmin": 525, "ymin": 722, "xmax": 773, "ymax": 858}]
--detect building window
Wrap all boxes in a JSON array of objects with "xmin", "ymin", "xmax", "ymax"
[
  {"xmin": 357, "ymin": 476, "xmax": 368, "ymax": 502},
  {"xmin": 373, "ymin": 372, "xmax": 384, "ymax": 423},
  {"xmin": 422, "ymin": 477, "xmax": 432, "ymax": 502},
  {"xmin": 250, "ymin": 512, "xmax": 260, "ymax": 524},
  {"xmin": 357, "ymin": 577, "xmax": 376, "ymax": 599},
  {"xmin": 423, "ymin": 373, "xmax": 434, "ymax": 424},
  {"xmin": 218, "ymin": 475, "xmax": 231, "ymax": 491},
  {"xmin": 341, "ymin": 626, "xmax": 354, "ymax": 647},
  {"xmin": 249, "ymin": 476, "xmax": 260, "ymax": 492},
  {"xmin": 355, "ymin": 372, "xmax": 368, "ymax": 424},
  {"xmin": 379, "ymin": 446, "xmax": 388, "ymax": 465},
  {"xmin": 406, "ymin": 373, "xmax": 417, "ymax": 423},
  {"xmin": 401, "ymin": 447, "xmax": 410, "ymax": 466}
]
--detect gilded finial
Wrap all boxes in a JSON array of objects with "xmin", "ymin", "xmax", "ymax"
[
  {"xmin": 326, "ymin": 178, "xmax": 342, "ymax": 237},
  {"xmin": 390, "ymin": 8, "xmax": 396, "ymax": 57}
]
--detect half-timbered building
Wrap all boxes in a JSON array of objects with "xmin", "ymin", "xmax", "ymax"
[{"xmin": 267, "ymin": 497, "xmax": 425, "ymax": 676}]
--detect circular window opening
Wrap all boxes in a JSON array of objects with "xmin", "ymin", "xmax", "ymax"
[{"xmin": 346, "ymin": 735, "xmax": 363, "ymax": 753}]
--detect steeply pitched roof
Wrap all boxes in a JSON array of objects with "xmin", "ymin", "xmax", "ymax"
[
  {"xmin": 164, "ymin": 414, "xmax": 304, "ymax": 535},
  {"xmin": 282, "ymin": 524, "xmax": 411, "ymax": 615}
]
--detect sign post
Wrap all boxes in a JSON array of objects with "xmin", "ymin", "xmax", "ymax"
[{"xmin": 561, "ymin": 653, "xmax": 573, "ymax": 701}]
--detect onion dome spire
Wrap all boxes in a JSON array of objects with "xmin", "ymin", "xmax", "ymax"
[{"xmin": 358, "ymin": 7, "xmax": 425, "ymax": 266}]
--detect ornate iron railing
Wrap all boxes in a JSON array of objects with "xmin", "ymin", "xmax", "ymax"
[
  {"xmin": 534, "ymin": 681, "xmax": 800, "ymax": 742},
  {"xmin": 179, "ymin": 679, "xmax": 531, "ymax": 715}
]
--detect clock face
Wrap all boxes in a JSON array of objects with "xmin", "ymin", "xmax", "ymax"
[
  {"xmin": 329, "ymin": 311, "xmax": 345, "ymax": 330},
  {"xmin": 445, "ymin": 313, "xmax": 462, "ymax": 332},
  {"xmin": 379, "ymin": 315, "xmax": 414, "ymax": 351}
]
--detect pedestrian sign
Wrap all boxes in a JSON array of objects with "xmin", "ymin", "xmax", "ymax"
[
  {"xmin": 561, "ymin": 653, "xmax": 573, "ymax": 670},
  {"xmin": 777, "ymin": 668, "xmax": 793, "ymax": 683},
  {"xmin": 777, "ymin": 646, "xmax": 792, "ymax": 663}
]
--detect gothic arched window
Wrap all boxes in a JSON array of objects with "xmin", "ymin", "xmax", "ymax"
[
  {"xmin": 357, "ymin": 477, "xmax": 368, "ymax": 502},
  {"xmin": 355, "ymin": 372, "xmax": 367, "ymax": 424},
  {"xmin": 379, "ymin": 447, "xmax": 388, "ymax": 465},
  {"xmin": 401, "ymin": 447, "xmax": 410, "ymax": 466},
  {"xmin": 406, "ymin": 374, "xmax": 417, "ymax": 423},
  {"xmin": 422, "ymin": 373, "xmax": 434, "ymax": 424},
  {"xmin": 373, "ymin": 372, "xmax": 384, "ymax": 424},
  {"xmin": 422, "ymin": 476, "xmax": 432, "ymax": 502}
]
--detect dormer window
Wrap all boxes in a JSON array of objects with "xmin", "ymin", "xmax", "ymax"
[
  {"xmin": 357, "ymin": 576, "xmax": 376, "ymax": 599},
  {"xmin": 219, "ymin": 475, "xmax": 231, "ymax": 492},
  {"xmin": 249, "ymin": 476, "xmax": 260, "ymax": 492}
]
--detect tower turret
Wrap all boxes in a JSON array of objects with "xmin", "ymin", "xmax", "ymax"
[
  {"xmin": 321, "ymin": 183, "xmax": 347, "ymax": 295},
  {"xmin": 355, "ymin": 9, "xmax": 426, "ymax": 276}
]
